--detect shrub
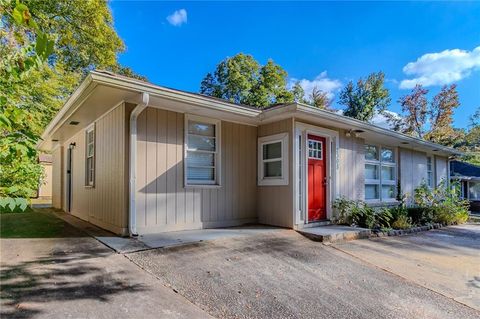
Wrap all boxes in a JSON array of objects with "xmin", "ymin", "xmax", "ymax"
[
  {"xmin": 392, "ymin": 215, "xmax": 412, "ymax": 230},
  {"xmin": 374, "ymin": 207, "xmax": 393, "ymax": 229},
  {"xmin": 332, "ymin": 196, "xmax": 355, "ymax": 225},
  {"xmin": 406, "ymin": 207, "xmax": 433, "ymax": 224},
  {"xmin": 412, "ymin": 179, "xmax": 470, "ymax": 225},
  {"xmin": 333, "ymin": 198, "xmax": 393, "ymax": 229}
]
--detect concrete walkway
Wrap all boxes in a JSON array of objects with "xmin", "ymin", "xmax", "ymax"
[
  {"xmin": 99, "ymin": 226, "xmax": 283, "ymax": 253},
  {"xmin": 51, "ymin": 210, "xmax": 283, "ymax": 253}
]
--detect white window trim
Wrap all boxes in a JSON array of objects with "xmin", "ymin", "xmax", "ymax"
[
  {"xmin": 308, "ymin": 139, "xmax": 323, "ymax": 160},
  {"xmin": 294, "ymin": 122, "xmax": 340, "ymax": 225},
  {"xmin": 364, "ymin": 144, "xmax": 397, "ymax": 203},
  {"xmin": 426, "ymin": 155, "xmax": 434, "ymax": 188},
  {"xmin": 85, "ymin": 124, "xmax": 95, "ymax": 187},
  {"xmin": 184, "ymin": 114, "xmax": 221, "ymax": 187},
  {"xmin": 258, "ymin": 133, "xmax": 289, "ymax": 186}
]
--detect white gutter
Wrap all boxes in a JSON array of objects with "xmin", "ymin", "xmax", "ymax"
[{"xmin": 129, "ymin": 92, "xmax": 150, "ymax": 236}]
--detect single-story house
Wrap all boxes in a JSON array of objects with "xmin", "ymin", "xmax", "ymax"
[
  {"xmin": 38, "ymin": 70, "xmax": 461, "ymax": 236},
  {"xmin": 450, "ymin": 160, "xmax": 480, "ymax": 212}
]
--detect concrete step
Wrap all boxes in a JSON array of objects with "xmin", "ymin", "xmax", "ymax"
[
  {"xmin": 297, "ymin": 225, "xmax": 371, "ymax": 244},
  {"xmin": 297, "ymin": 220, "xmax": 332, "ymax": 229}
]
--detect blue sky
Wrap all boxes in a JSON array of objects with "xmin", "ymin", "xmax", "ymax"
[{"xmin": 111, "ymin": 1, "xmax": 480, "ymax": 129}]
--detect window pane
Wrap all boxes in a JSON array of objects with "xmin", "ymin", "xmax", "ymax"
[
  {"xmin": 365, "ymin": 184, "xmax": 379, "ymax": 200},
  {"xmin": 382, "ymin": 185, "xmax": 396, "ymax": 199},
  {"xmin": 381, "ymin": 165, "xmax": 395, "ymax": 181},
  {"xmin": 469, "ymin": 182, "xmax": 480, "ymax": 200},
  {"xmin": 187, "ymin": 167, "xmax": 214, "ymax": 181},
  {"xmin": 87, "ymin": 130, "xmax": 94, "ymax": 143},
  {"xmin": 188, "ymin": 121, "xmax": 214, "ymax": 137},
  {"xmin": 365, "ymin": 164, "xmax": 379, "ymax": 180},
  {"xmin": 187, "ymin": 151, "xmax": 214, "ymax": 167},
  {"xmin": 365, "ymin": 145, "xmax": 378, "ymax": 161},
  {"xmin": 87, "ymin": 144, "xmax": 94, "ymax": 157},
  {"xmin": 427, "ymin": 172, "xmax": 433, "ymax": 187},
  {"xmin": 381, "ymin": 148, "xmax": 394, "ymax": 163},
  {"xmin": 188, "ymin": 135, "xmax": 216, "ymax": 152},
  {"xmin": 86, "ymin": 158, "xmax": 94, "ymax": 185},
  {"xmin": 264, "ymin": 160, "xmax": 282, "ymax": 178},
  {"xmin": 263, "ymin": 142, "xmax": 281, "ymax": 160}
]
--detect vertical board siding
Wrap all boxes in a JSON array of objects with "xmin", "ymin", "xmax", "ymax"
[
  {"xmin": 136, "ymin": 108, "xmax": 257, "ymax": 234},
  {"xmin": 60, "ymin": 103, "xmax": 128, "ymax": 235},
  {"xmin": 338, "ymin": 132, "xmax": 365, "ymax": 200},
  {"xmin": 257, "ymin": 119, "xmax": 294, "ymax": 228},
  {"xmin": 52, "ymin": 146, "xmax": 63, "ymax": 209},
  {"xmin": 399, "ymin": 148, "xmax": 428, "ymax": 200},
  {"xmin": 435, "ymin": 156, "xmax": 448, "ymax": 185}
]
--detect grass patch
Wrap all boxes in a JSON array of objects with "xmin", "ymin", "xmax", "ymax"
[{"xmin": 0, "ymin": 211, "xmax": 78, "ymax": 238}]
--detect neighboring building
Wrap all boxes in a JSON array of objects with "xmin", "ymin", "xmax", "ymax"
[
  {"xmin": 36, "ymin": 153, "xmax": 53, "ymax": 202},
  {"xmin": 38, "ymin": 71, "xmax": 460, "ymax": 236},
  {"xmin": 450, "ymin": 160, "xmax": 480, "ymax": 212}
]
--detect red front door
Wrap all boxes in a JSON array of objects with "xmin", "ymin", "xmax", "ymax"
[{"xmin": 308, "ymin": 135, "xmax": 327, "ymax": 221}]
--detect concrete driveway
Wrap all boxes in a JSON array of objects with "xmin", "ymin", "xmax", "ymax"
[
  {"xmin": 0, "ymin": 213, "xmax": 211, "ymax": 319},
  {"xmin": 127, "ymin": 228, "xmax": 480, "ymax": 319},
  {"xmin": 331, "ymin": 224, "xmax": 480, "ymax": 311}
]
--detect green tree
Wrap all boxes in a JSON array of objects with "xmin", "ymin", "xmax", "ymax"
[
  {"xmin": 291, "ymin": 81, "xmax": 306, "ymax": 103},
  {"xmin": 1, "ymin": 0, "xmax": 143, "ymax": 209},
  {"xmin": 200, "ymin": 53, "xmax": 294, "ymax": 108},
  {"xmin": 339, "ymin": 72, "xmax": 391, "ymax": 121},
  {"xmin": 22, "ymin": 0, "xmax": 123, "ymax": 72},
  {"xmin": 458, "ymin": 107, "xmax": 480, "ymax": 166},
  {"xmin": 1, "ymin": 1, "xmax": 55, "ymax": 210}
]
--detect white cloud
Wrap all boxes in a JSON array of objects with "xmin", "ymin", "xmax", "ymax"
[
  {"xmin": 400, "ymin": 46, "xmax": 480, "ymax": 89},
  {"xmin": 289, "ymin": 71, "xmax": 342, "ymax": 100},
  {"xmin": 166, "ymin": 9, "xmax": 187, "ymax": 26},
  {"xmin": 336, "ymin": 109, "xmax": 400, "ymax": 129},
  {"xmin": 370, "ymin": 110, "xmax": 401, "ymax": 129}
]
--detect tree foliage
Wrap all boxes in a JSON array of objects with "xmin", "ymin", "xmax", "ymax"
[
  {"xmin": 200, "ymin": 53, "xmax": 295, "ymax": 108},
  {"xmin": 424, "ymin": 84, "xmax": 461, "ymax": 146},
  {"xmin": 1, "ymin": 0, "xmax": 143, "ymax": 210},
  {"xmin": 339, "ymin": 72, "xmax": 391, "ymax": 121},
  {"xmin": 1, "ymin": 0, "xmax": 55, "ymax": 208},
  {"xmin": 309, "ymin": 86, "xmax": 332, "ymax": 110},
  {"xmin": 396, "ymin": 84, "xmax": 428, "ymax": 138},
  {"xmin": 457, "ymin": 107, "xmax": 480, "ymax": 166}
]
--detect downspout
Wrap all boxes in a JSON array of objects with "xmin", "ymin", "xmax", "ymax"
[{"xmin": 129, "ymin": 92, "xmax": 150, "ymax": 236}]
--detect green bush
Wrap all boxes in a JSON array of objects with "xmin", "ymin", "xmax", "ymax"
[
  {"xmin": 392, "ymin": 215, "xmax": 412, "ymax": 230},
  {"xmin": 332, "ymin": 198, "xmax": 393, "ymax": 229},
  {"xmin": 413, "ymin": 179, "xmax": 469, "ymax": 225},
  {"xmin": 333, "ymin": 179, "xmax": 469, "ymax": 230},
  {"xmin": 406, "ymin": 207, "xmax": 433, "ymax": 224},
  {"xmin": 374, "ymin": 207, "xmax": 393, "ymax": 229}
]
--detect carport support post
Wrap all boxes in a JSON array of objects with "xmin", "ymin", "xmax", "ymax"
[{"xmin": 129, "ymin": 92, "xmax": 150, "ymax": 236}]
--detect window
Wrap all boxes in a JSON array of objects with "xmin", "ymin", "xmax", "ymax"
[
  {"xmin": 364, "ymin": 144, "xmax": 396, "ymax": 201},
  {"xmin": 308, "ymin": 139, "xmax": 323, "ymax": 160},
  {"xmin": 469, "ymin": 181, "xmax": 480, "ymax": 200},
  {"xmin": 427, "ymin": 156, "xmax": 434, "ymax": 188},
  {"xmin": 185, "ymin": 115, "xmax": 221, "ymax": 186},
  {"xmin": 85, "ymin": 126, "xmax": 95, "ymax": 186},
  {"xmin": 258, "ymin": 133, "xmax": 289, "ymax": 186}
]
